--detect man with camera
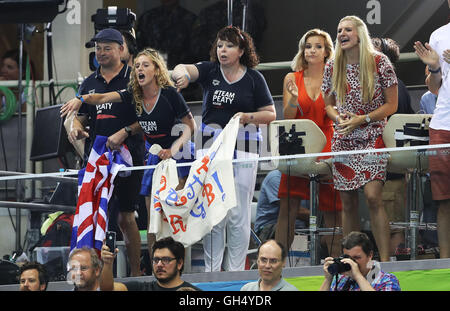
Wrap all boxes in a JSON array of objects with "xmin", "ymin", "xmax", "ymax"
[{"xmin": 319, "ymin": 231, "xmax": 401, "ymax": 291}]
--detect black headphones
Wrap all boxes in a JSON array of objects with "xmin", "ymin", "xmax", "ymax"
[{"xmin": 380, "ymin": 38, "xmax": 388, "ymax": 55}]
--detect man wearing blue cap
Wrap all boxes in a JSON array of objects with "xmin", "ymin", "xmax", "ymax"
[{"xmin": 68, "ymin": 28, "xmax": 144, "ymax": 276}]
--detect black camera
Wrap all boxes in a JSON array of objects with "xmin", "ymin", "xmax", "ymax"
[
  {"xmin": 86, "ymin": 7, "xmax": 136, "ymax": 71},
  {"xmin": 278, "ymin": 125, "xmax": 305, "ymax": 156},
  {"xmin": 327, "ymin": 254, "xmax": 352, "ymax": 275}
]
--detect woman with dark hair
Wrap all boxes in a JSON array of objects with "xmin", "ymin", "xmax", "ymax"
[
  {"xmin": 172, "ymin": 25, "xmax": 276, "ymax": 272},
  {"xmin": 61, "ymin": 48, "xmax": 196, "ymax": 257},
  {"xmin": 0, "ymin": 49, "xmax": 26, "ymax": 81},
  {"xmin": 0, "ymin": 49, "xmax": 32, "ymax": 113}
]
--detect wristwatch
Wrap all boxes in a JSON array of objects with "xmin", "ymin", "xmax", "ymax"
[
  {"xmin": 365, "ymin": 114, "xmax": 371, "ymax": 123},
  {"xmin": 124, "ymin": 126, "xmax": 132, "ymax": 137},
  {"xmin": 76, "ymin": 93, "xmax": 85, "ymax": 103}
]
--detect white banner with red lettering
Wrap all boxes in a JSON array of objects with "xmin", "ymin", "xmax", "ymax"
[{"xmin": 149, "ymin": 117, "xmax": 239, "ymax": 247}]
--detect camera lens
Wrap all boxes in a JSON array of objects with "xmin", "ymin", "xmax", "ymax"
[
  {"xmin": 327, "ymin": 255, "xmax": 352, "ymax": 275},
  {"xmin": 327, "ymin": 262, "xmax": 340, "ymax": 275}
]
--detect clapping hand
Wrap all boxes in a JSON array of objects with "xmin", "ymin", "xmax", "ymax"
[{"xmin": 413, "ymin": 41, "xmax": 440, "ymax": 70}]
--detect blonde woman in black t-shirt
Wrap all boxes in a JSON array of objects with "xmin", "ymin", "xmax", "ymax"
[{"xmin": 61, "ymin": 48, "xmax": 196, "ymax": 257}]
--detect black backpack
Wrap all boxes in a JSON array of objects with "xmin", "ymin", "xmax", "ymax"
[{"xmin": 33, "ymin": 213, "xmax": 74, "ymax": 249}]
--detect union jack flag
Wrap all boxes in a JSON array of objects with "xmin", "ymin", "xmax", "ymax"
[{"xmin": 70, "ymin": 135, "xmax": 133, "ymax": 254}]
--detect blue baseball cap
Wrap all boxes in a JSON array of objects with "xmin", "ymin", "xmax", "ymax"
[{"xmin": 91, "ymin": 28, "xmax": 123, "ymax": 45}]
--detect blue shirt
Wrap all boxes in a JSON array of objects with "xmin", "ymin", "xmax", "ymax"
[
  {"xmin": 419, "ymin": 91, "xmax": 437, "ymax": 114},
  {"xmin": 254, "ymin": 170, "xmax": 282, "ymax": 234},
  {"xmin": 254, "ymin": 170, "xmax": 308, "ymax": 234}
]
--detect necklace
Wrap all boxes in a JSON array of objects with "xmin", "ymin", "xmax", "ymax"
[{"xmin": 143, "ymin": 88, "xmax": 159, "ymax": 107}]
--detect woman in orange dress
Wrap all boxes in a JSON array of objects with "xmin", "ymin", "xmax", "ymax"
[{"xmin": 275, "ymin": 29, "xmax": 342, "ymax": 257}]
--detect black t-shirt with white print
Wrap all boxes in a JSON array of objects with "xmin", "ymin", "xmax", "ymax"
[{"xmin": 118, "ymin": 86, "xmax": 191, "ymax": 149}]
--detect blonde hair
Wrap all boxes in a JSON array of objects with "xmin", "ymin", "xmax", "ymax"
[
  {"xmin": 291, "ymin": 28, "xmax": 334, "ymax": 71},
  {"xmin": 331, "ymin": 16, "xmax": 377, "ymax": 105},
  {"xmin": 129, "ymin": 48, "xmax": 174, "ymax": 115}
]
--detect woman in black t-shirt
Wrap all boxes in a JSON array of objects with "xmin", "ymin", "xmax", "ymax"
[{"xmin": 171, "ymin": 26, "xmax": 276, "ymax": 272}]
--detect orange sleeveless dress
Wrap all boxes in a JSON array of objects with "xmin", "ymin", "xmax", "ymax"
[{"xmin": 278, "ymin": 70, "xmax": 342, "ymax": 212}]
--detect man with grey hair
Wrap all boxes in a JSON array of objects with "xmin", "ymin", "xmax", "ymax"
[
  {"xmin": 67, "ymin": 247, "xmax": 103, "ymax": 291},
  {"xmin": 241, "ymin": 239, "xmax": 298, "ymax": 291}
]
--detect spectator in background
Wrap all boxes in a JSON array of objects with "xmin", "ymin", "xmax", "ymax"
[
  {"xmin": 67, "ymin": 247, "xmax": 103, "ymax": 291},
  {"xmin": 100, "ymin": 237, "xmax": 201, "ymax": 291},
  {"xmin": 241, "ymin": 239, "xmax": 298, "ymax": 291},
  {"xmin": 372, "ymin": 37, "xmax": 414, "ymax": 258},
  {"xmin": 137, "ymin": 0, "xmax": 197, "ymax": 69},
  {"xmin": 322, "ymin": 16, "xmax": 398, "ymax": 262},
  {"xmin": 68, "ymin": 247, "xmax": 126, "ymax": 291},
  {"xmin": 276, "ymin": 29, "xmax": 342, "ymax": 258},
  {"xmin": 0, "ymin": 49, "xmax": 32, "ymax": 112},
  {"xmin": 190, "ymin": 0, "xmax": 266, "ymax": 61},
  {"xmin": 372, "ymin": 38, "xmax": 414, "ymax": 115},
  {"xmin": 120, "ymin": 30, "xmax": 137, "ymax": 67},
  {"xmin": 414, "ymin": 3, "xmax": 450, "ymax": 257},
  {"xmin": 254, "ymin": 170, "xmax": 309, "ymax": 243},
  {"xmin": 18, "ymin": 262, "xmax": 48, "ymax": 291},
  {"xmin": 0, "ymin": 49, "xmax": 23, "ymax": 81},
  {"xmin": 136, "ymin": 0, "xmax": 199, "ymax": 101},
  {"xmin": 419, "ymin": 66, "xmax": 438, "ymax": 114}
]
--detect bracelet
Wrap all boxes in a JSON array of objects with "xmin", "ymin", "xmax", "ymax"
[
  {"xmin": 76, "ymin": 93, "xmax": 85, "ymax": 103},
  {"xmin": 185, "ymin": 74, "xmax": 191, "ymax": 81},
  {"xmin": 335, "ymin": 115, "xmax": 339, "ymax": 123},
  {"xmin": 428, "ymin": 66, "xmax": 441, "ymax": 74}
]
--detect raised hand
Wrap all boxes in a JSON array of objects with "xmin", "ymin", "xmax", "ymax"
[
  {"xmin": 413, "ymin": 41, "xmax": 440, "ymax": 69},
  {"xmin": 285, "ymin": 75, "xmax": 299, "ymax": 98}
]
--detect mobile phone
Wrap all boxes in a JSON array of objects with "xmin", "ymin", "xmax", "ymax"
[{"xmin": 105, "ymin": 231, "xmax": 116, "ymax": 252}]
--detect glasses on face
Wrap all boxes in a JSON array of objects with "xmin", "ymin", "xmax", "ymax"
[
  {"xmin": 258, "ymin": 257, "xmax": 280, "ymax": 266},
  {"xmin": 152, "ymin": 257, "xmax": 176, "ymax": 265},
  {"xmin": 68, "ymin": 265, "xmax": 91, "ymax": 272}
]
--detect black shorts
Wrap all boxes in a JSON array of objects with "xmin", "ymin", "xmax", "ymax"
[{"xmin": 109, "ymin": 169, "xmax": 143, "ymax": 212}]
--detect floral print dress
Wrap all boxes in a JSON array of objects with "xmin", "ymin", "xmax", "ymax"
[{"xmin": 321, "ymin": 53, "xmax": 397, "ymax": 190}]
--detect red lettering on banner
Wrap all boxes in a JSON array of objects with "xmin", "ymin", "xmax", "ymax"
[
  {"xmin": 196, "ymin": 156, "xmax": 209, "ymax": 175},
  {"xmin": 202, "ymin": 183, "xmax": 215, "ymax": 206},
  {"xmin": 169, "ymin": 215, "xmax": 186, "ymax": 234},
  {"xmin": 154, "ymin": 201, "xmax": 162, "ymax": 210},
  {"xmin": 159, "ymin": 175, "xmax": 167, "ymax": 192},
  {"xmin": 175, "ymin": 195, "xmax": 187, "ymax": 206}
]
